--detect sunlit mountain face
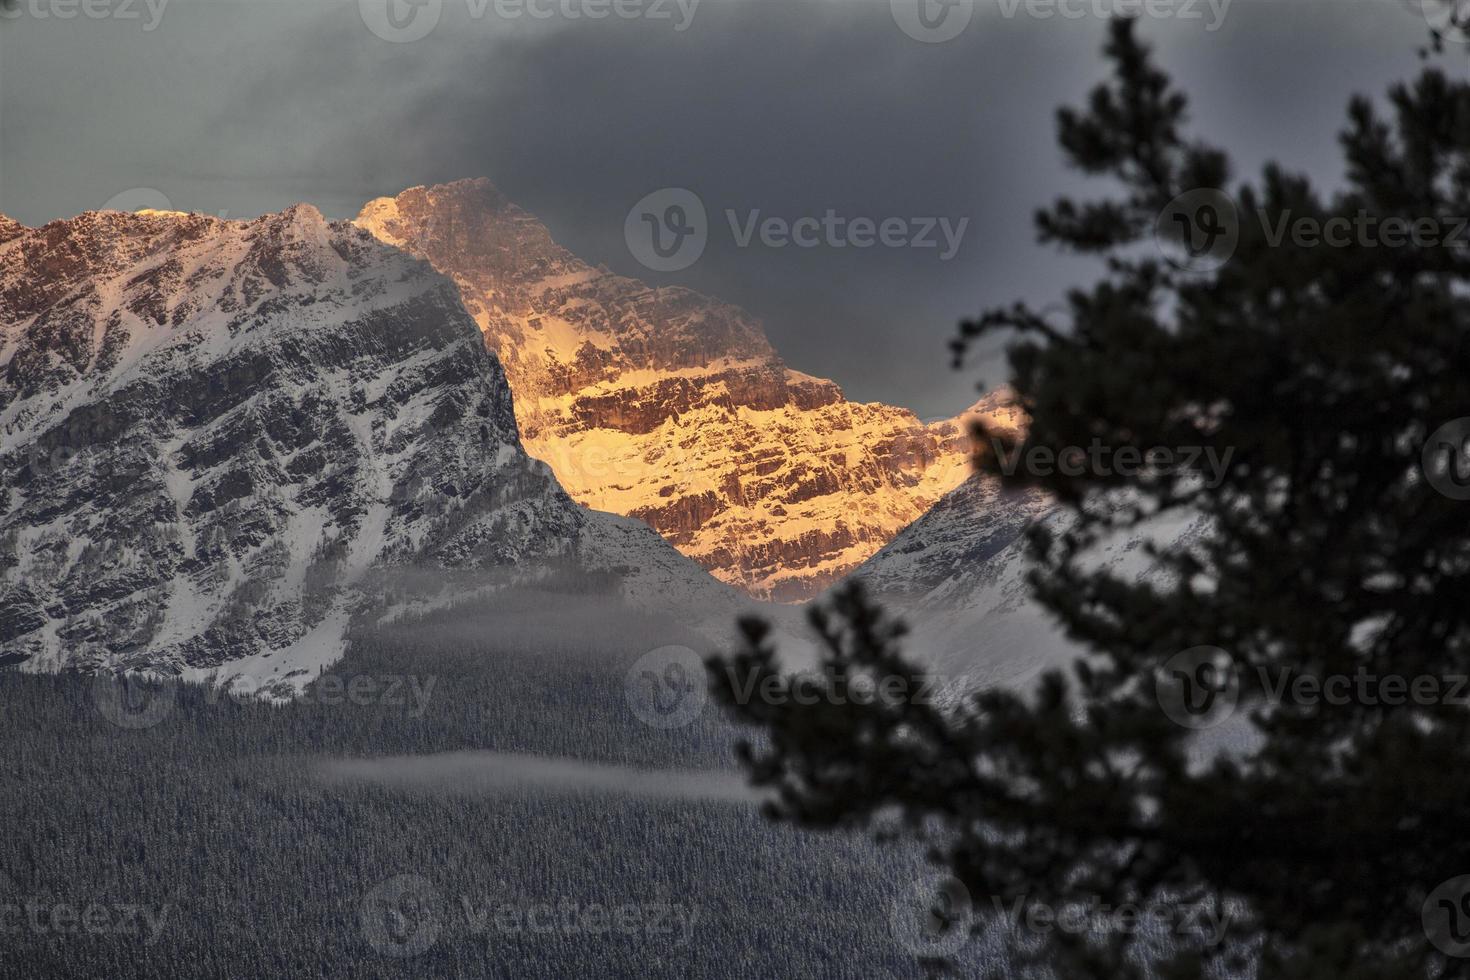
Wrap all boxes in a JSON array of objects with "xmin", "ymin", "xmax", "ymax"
[{"xmin": 356, "ymin": 178, "xmax": 996, "ymax": 601}]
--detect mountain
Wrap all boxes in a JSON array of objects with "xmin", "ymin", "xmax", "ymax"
[
  {"xmin": 355, "ymin": 178, "xmax": 977, "ymax": 601},
  {"xmin": 842, "ymin": 472, "xmax": 1060, "ymax": 687},
  {"xmin": 844, "ymin": 468, "xmax": 1207, "ymax": 689},
  {"xmin": 0, "ymin": 205, "xmax": 743, "ymax": 692}
]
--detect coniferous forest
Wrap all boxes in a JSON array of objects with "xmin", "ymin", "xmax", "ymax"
[{"xmin": 0, "ymin": 590, "xmax": 1017, "ymax": 979}]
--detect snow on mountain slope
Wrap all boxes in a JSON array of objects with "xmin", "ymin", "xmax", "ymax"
[
  {"xmin": 843, "ymin": 475, "xmax": 1060, "ymax": 687},
  {"xmin": 355, "ymin": 178, "xmax": 980, "ymax": 601},
  {"xmin": 0, "ymin": 205, "xmax": 746, "ymax": 690},
  {"xmin": 843, "ymin": 474, "xmax": 1206, "ymax": 690}
]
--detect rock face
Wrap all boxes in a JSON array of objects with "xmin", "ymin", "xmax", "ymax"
[
  {"xmin": 0, "ymin": 205, "xmax": 741, "ymax": 688},
  {"xmin": 355, "ymin": 178, "xmax": 977, "ymax": 601}
]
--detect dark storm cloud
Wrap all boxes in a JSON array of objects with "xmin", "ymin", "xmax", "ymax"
[{"xmin": 0, "ymin": 0, "xmax": 1447, "ymax": 415}]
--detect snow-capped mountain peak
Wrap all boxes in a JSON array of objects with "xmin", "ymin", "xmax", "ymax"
[{"xmin": 0, "ymin": 204, "xmax": 743, "ymax": 691}]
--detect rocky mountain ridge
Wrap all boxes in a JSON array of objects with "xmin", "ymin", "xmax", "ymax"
[
  {"xmin": 0, "ymin": 204, "xmax": 743, "ymax": 691},
  {"xmin": 354, "ymin": 178, "xmax": 983, "ymax": 600}
]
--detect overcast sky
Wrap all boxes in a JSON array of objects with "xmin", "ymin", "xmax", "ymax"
[{"xmin": 0, "ymin": 0, "xmax": 1453, "ymax": 417}]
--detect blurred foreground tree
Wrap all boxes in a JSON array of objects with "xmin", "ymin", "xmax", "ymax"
[{"xmin": 712, "ymin": 17, "xmax": 1470, "ymax": 979}]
